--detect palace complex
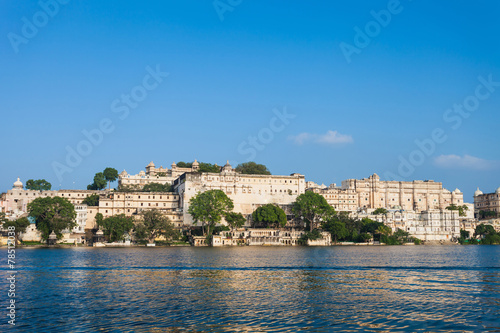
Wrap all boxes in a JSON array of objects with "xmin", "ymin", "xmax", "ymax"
[{"xmin": 0, "ymin": 159, "xmax": 494, "ymax": 245}]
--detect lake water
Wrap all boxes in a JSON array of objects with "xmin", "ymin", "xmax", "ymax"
[{"xmin": 2, "ymin": 246, "xmax": 500, "ymax": 332}]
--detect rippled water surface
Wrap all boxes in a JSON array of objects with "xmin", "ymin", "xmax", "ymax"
[{"xmin": 2, "ymin": 246, "xmax": 500, "ymax": 332}]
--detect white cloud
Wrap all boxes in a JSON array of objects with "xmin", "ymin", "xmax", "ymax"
[
  {"xmin": 289, "ymin": 130, "xmax": 353, "ymax": 146},
  {"xmin": 434, "ymin": 154, "xmax": 500, "ymax": 170},
  {"xmin": 289, "ymin": 132, "xmax": 312, "ymax": 145}
]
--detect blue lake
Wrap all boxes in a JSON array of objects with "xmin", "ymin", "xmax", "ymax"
[{"xmin": 2, "ymin": 246, "xmax": 500, "ymax": 332}]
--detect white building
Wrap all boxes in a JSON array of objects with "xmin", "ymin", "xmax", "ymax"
[{"xmin": 174, "ymin": 161, "xmax": 306, "ymax": 226}]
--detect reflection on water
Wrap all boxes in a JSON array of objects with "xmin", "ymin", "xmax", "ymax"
[{"xmin": 1, "ymin": 246, "xmax": 500, "ymax": 332}]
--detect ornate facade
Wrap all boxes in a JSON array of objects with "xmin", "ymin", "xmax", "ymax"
[
  {"xmin": 118, "ymin": 160, "xmax": 200, "ymax": 189},
  {"xmin": 174, "ymin": 161, "xmax": 306, "ymax": 226},
  {"xmin": 474, "ymin": 187, "xmax": 500, "ymax": 215},
  {"xmin": 341, "ymin": 173, "xmax": 463, "ymax": 211}
]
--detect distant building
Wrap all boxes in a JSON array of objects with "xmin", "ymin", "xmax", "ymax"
[
  {"xmin": 174, "ymin": 161, "xmax": 306, "ymax": 226},
  {"xmin": 308, "ymin": 185, "xmax": 359, "ymax": 212},
  {"xmin": 474, "ymin": 187, "xmax": 500, "ymax": 217},
  {"xmin": 98, "ymin": 191, "xmax": 183, "ymax": 228},
  {"xmin": 3, "ymin": 178, "xmax": 102, "ymax": 218},
  {"xmin": 118, "ymin": 160, "xmax": 201, "ymax": 189},
  {"xmin": 341, "ymin": 173, "xmax": 463, "ymax": 212},
  {"xmin": 353, "ymin": 209, "xmax": 460, "ymax": 241}
]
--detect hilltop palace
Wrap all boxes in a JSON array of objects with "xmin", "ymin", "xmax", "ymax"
[{"xmin": 2, "ymin": 159, "xmax": 497, "ymax": 245}]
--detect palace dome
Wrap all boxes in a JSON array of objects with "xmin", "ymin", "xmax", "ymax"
[
  {"xmin": 474, "ymin": 188, "xmax": 483, "ymax": 196},
  {"xmin": 13, "ymin": 177, "xmax": 23, "ymax": 188},
  {"xmin": 496, "ymin": 187, "xmax": 500, "ymax": 194}
]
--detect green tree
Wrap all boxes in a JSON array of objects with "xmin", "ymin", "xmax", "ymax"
[
  {"xmin": 322, "ymin": 218, "xmax": 347, "ymax": 243},
  {"xmin": 478, "ymin": 210, "xmax": 497, "ymax": 219},
  {"xmin": 446, "ymin": 204, "xmax": 469, "ymax": 217},
  {"xmin": 3, "ymin": 217, "xmax": 31, "ymax": 245},
  {"xmin": 133, "ymin": 209, "xmax": 179, "ymax": 244},
  {"xmin": 225, "ymin": 212, "xmax": 247, "ymax": 229},
  {"xmin": 142, "ymin": 183, "xmax": 172, "ymax": 192},
  {"xmin": 176, "ymin": 161, "xmax": 192, "ymax": 168},
  {"xmin": 373, "ymin": 208, "xmax": 388, "ymax": 215},
  {"xmin": 458, "ymin": 229, "xmax": 470, "ymax": 245},
  {"xmin": 97, "ymin": 214, "xmax": 134, "ymax": 243},
  {"xmin": 252, "ymin": 204, "xmax": 287, "ymax": 228},
  {"xmin": 25, "ymin": 179, "xmax": 52, "ymax": 191},
  {"xmin": 28, "ymin": 197, "xmax": 77, "ymax": 242},
  {"xmin": 293, "ymin": 191, "xmax": 335, "ymax": 232},
  {"xmin": 474, "ymin": 224, "xmax": 496, "ymax": 238},
  {"xmin": 357, "ymin": 232, "xmax": 372, "ymax": 243},
  {"xmin": 87, "ymin": 172, "xmax": 107, "ymax": 190},
  {"xmin": 188, "ymin": 190, "xmax": 234, "ymax": 236},
  {"xmin": 103, "ymin": 167, "xmax": 119, "ymax": 189},
  {"xmin": 393, "ymin": 228, "xmax": 411, "ymax": 243},
  {"xmin": 198, "ymin": 162, "xmax": 221, "ymax": 173},
  {"xmin": 235, "ymin": 162, "xmax": 271, "ymax": 175},
  {"xmin": 82, "ymin": 194, "xmax": 100, "ymax": 206},
  {"xmin": 460, "ymin": 229, "xmax": 470, "ymax": 239}
]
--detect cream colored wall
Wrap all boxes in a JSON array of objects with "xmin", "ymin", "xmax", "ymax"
[
  {"xmin": 98, "ymin": 192, "xmax": 183, "ymax": 228},
  {"xmin": 178, "ymin": 171, "xmax": 306, "ymax": 226},
  {"xmin": 341, "ymin": 175, "xmax": 463, "ymax": 212}
]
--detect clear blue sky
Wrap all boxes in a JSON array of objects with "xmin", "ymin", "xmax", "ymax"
[{"xmin": 1, "ymin": 0, "xmax": 499, "ymax": 201}]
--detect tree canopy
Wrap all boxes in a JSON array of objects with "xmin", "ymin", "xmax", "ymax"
[
  {"xmin": 142, "ymin": 183, "xmax": 172, "ymax": 192},
  {"xmin": 292, "ymin": 191, "xmax": 334, "ymax": 231},
  {"xmin": 198, "ymin": 162, "xmax": 221, "ymax": 173},
  {"xmin": 3, "ymin": 217, "xmax": 31, "ymax": 245},
  {"xmin": 133, "ymin": 209, "xmax": 179, "ymax": 244},
  {"xmin": 96, "ymin": 213, "xmax": 134, "ymax": 243},
  {"xmin": 176, "ymin": 161, "xmax": 192, "ymax": 168},
  {"xmin": 446, "ymin": 204, "xmax": 469, "ymax": 217},
  {"xmin": 252, "ymin": 204, "xmax": 287, "ymax": 228},
  {"xmin": 235, "ymin": 162, "xmax": 271, "ymax": 175},
  {"xmin": 188, "ymin": 190, "xmax": 234, "ymax": 236},
  {"xmin": 87, "ymin": 172, "xmax": 107, "ymax": 190},
  {"xmin": 25, "ymin": 179, "xmax": 52, "ymax": 191},
  {"xmin": 225, "ymin": 212, "xmax": 247, "ymax": 229},
  {"xmin": 474, "ymin": 223, "xmax": 496, "ymax": 238},
  {"xmin": 176, "ymin": 161, "xmax": 221, "ymax": 173},
  {"xmin": 373, "ymin": 208, "xmax": 388, "ymax": 215},
  {"xmin": 322, "ymin": 217, "xmax": 347, "ymax": 243},
  {"xmin": 82, "ymin": 194, "xmax": 100, "ymax": 207},
  {"xmin": 103, "ymin": 167, "xmax": 119, "ymax": 189},
  {"xmin": 28, "ymin": 196, "xmax": 76, "ymax": 241}
]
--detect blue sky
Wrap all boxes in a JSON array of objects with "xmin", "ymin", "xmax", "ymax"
[{"xmin": 1, "ymin": 0, "xmax": 499, "ymax": 201}]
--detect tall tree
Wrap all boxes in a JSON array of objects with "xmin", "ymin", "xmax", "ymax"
[
  {"xmin": 25, "ymin": 179, "xmax": 52, "ymax": 191},
  {"xmin": 133, "ymin": 209, "xmax": 178, "ymax": 244},
  {"xmin": 474, "ymin": 224, "xmax": 496, "ymax": 238},
  {"xmin": 28, "ymin": 197, "xmax": 76, "ymax": 242},
  {"xmin": 82, "ymin": 194, "xmax": 100, "ymax": 207},
  {"xmin": 293, "ymin": 191, "xmax": 334, "ymax": 231},
  {"xmin": 235, "ymin": 162, "xmax": 271, "ymax": 175},
  {"xmin": 322, "ymin": 218, "xmax": 348, "ymax": 243},
  {"xmin": 3, "ymin": 217, "xmax": 31, "ymax": 245},
  {"xmin": 225, "ymin": 212, "xmax": 247, "ymax": 229},
  {"xmin": 188, "ymin": 190, "xmax": 234, "ymax": 236},
  {"xmin": 96, "ymin": 213, "xmax": 134, "ymax": 243},
  {"xmin": 88, "ymin": 172, "xmax": 107, "ymax": 190},
  {"xmin": 252, "ymin": 204, "xmax": 287, "ymax": 228},
  {"xmin": 103, "ymin": 167, "xmax": 119, "ymax": 189}
]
